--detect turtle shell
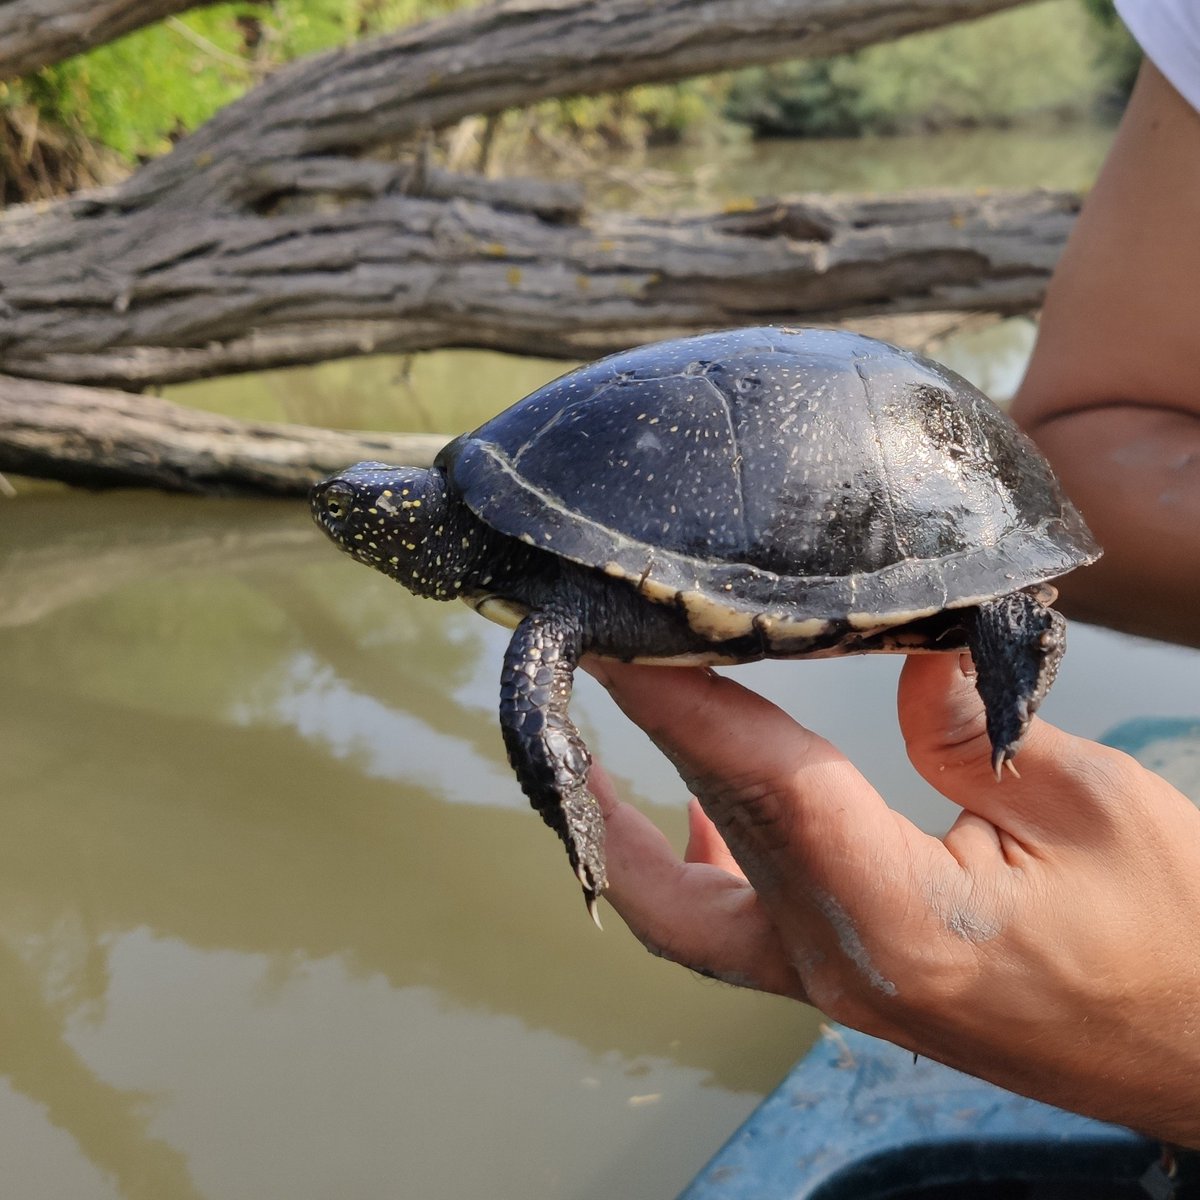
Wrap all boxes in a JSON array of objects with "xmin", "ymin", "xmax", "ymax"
[{"xmin": 437, "ymin": 327, "xmax": 1099, "ymax": 639}]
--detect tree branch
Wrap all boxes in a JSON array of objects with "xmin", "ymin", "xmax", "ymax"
[
  {"xmin": 0, "ymin": 0, "xmax": 1059, "ymax": 494},
  {"xmin": 0, "ymin": 374, "xmax": 447, "ymax": 493},
  {"xmin": 0, "ymin": 187, "xmax": 1078, "ymax": 387},
  {"xmin": 112, "ymin": 0, "xmax": 1030, "ymax": 212}
]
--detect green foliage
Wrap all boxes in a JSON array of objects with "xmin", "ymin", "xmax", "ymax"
[
  {"xmin": 8, "ymin": 1, "xmax": 469, "ymax": 163},
  {"xmin": 21, "ymin": 9, "xmax": 253, "ymax": 159},
  {"xmin": 725, "ymin": 0, "xmax": 1116, "ymax": 138},
  {"xmin": 531, "ymin": 77, "xmax": 728, "ymax": 152},
  {"xmin": 1079, "ymin": 0, "xmax": 1141, "ymax": 105}
]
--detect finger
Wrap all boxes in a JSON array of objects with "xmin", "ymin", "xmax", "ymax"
[
  {"xmin": 587, "ymin": 661, "xmax": 940, "ymax": 907},
  {"xmin": 588, "ymin": 763, "xmax": 802, "ymax": 996},
  {"xmin": 684, "ymin": 797, "xmax": 745, "ymax": 877},
  {"xmin": 898, "ymin": 654, "xmax": 1141, "ymax": 842}
]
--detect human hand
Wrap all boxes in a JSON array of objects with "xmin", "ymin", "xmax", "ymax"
[{"xmin": 586, "ymin": 654, "xmax": 1200, "ymax": 1147}]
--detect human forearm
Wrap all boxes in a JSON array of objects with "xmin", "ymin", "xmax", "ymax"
[
  {"xmin": 1008, "ymin": 61, "xmax": 1200, "ymax": 645},
  {"xmin": 1019, "ymin": 404, "xmax": 1200, "ymax": 646}
]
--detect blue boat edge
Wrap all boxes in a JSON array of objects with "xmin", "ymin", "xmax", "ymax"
[{"xmin": 678, "ymin": 1024, "xmax": 1168, "ymax": 1199}]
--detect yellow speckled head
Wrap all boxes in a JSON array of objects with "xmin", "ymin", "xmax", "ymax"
[{"xmin": 310, "ymin": 461, "xmax": 467, "ymax": 599}]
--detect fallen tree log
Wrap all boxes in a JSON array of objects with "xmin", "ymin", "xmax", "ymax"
[
  {"xmin": 0, "ymin": 374, "xmax": 448, "ymax": 493},
  {"xmin": 0, "ymin": 0, "xmax": 1042, "ymax": 390},
  {"xmin": 108, "ymin": 0, "xmax": 1032, "ymax": 212},
  {"xmin": 0, "ymin": 187, "xmax": 1077, "ymax": 387}
]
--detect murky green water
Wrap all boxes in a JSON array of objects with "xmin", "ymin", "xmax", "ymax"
[
  {"xmin": 3, "ymin": 124, "xmax": 1199, "ymax": 1200},
  {"xmin": 643, "ymin": 120, "xmax": 1116, "ymax": 204}
]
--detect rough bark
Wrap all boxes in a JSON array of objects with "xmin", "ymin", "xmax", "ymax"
[
  {"xmin": 0, "ymin": 0, "xmax": 221, "ymax": 80},
  {"xmin": 1, "ymin": 186, "xmax": 1077, "ymax": 387},
  {"xmin": 0, "ymin": 0, "xmax": 1047, "ymax": 388},
  {"xmin": 0, "ymin": 374, "xmax": 448, "ymax": 493}
]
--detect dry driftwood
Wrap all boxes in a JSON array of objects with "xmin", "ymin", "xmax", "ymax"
[
  {"xmin": 0, "ymin": 0, "xmax": 1045, "ymax": 388},
  {"xmin": 0, "ymin": 187, "xmax": 1077, "ymax": 387},
  {"xmin": 0, "ymin": 0, "xmax": 221, "ymax": 80},
  {"xmin": 0, "ymin": 374, "xmax": 447, "ymax": 493}
]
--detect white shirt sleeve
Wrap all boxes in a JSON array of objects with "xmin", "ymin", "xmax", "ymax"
[{"xmin": 1115, "ymin": 0, "xmax": 1200, "ymax": 113}]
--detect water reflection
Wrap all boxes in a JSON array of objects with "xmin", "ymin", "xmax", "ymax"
[
  {"xmin": 3, "ymin": 478, "xmax": 1198, "ymax": 1199},
  {"xmin": 0, "ymin": 493, "xmax": 818, "ymax": 1200},
  {"xmin": 643, "ymin": 121, "xmax": 1116, "ymax": 207}
]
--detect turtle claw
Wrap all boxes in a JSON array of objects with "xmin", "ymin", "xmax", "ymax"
[
  {"xmin": 969, "ymin": 593, "xmax": 1065, "ymax": 785},
  {"xmin": 577, "ymin": 863, "xmax": 604, "ymax": 930},
  {"xmin": 992, "ymin": 750, "xmax": 1022, "ymax": 783}
]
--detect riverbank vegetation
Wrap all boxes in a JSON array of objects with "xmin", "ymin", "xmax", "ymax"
[
  {"xmin": 726, "ymin": 1, "xmax": 1124, "ymax": 138},
  {"xmin": 0, "ymin": 0, "xmax": 1136, "ymax": 204}
]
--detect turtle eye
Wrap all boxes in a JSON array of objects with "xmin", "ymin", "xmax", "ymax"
[{"xmin": 321, "ymin": 483, "xmax": 355, "ymax": 523}]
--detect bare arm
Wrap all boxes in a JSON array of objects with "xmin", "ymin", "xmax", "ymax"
[{"xmin": 1011, "ymin": 60, "xmax": 1200, "ymax": 646}]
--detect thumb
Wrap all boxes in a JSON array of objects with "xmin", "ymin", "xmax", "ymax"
[{"xmin": 898, "ymin": 654, "xmax": 1133, "ymax": 841}]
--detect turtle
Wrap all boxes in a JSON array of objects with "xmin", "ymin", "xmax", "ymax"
[{"xmin": 311, "ymin": 326, "xmax": 1100, "ymax": 922}]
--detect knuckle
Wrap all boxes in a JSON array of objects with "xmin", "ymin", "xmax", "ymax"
[{"xmin": 685, "ymin": 771, "xmax": 798, "ymax": 858}]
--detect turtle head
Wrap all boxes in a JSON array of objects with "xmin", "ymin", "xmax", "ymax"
[{"xmin": 311, "ymin": 461, "xmax": 460, "ymax": 599}]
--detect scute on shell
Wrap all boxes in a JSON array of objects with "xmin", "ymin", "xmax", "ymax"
[{"xmin": 437, "ymin": 327, "xmax": 1099, "ymax": 629}]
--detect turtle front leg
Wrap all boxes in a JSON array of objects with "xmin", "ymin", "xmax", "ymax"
[
  {"xmin": 500, "ymin": 609, "xmax": 606, "ymax": 924},
  {"xmin": 964, "ymin": 589, "xmax": 1067, "ymax": 780}
]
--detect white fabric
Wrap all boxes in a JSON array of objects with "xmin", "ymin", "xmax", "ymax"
[{"xmin": 1116, "ymin": 0, "xmax": 1200, "ymax": 113}]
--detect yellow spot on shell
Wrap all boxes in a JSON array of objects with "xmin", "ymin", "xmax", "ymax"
[
  {"xmin": 848, "ymin": 607, "xmax": 938, "ymax": 630},
  {"xmin": 507, "ymin": 266, "xmax": 522, "ymax": 286},
  {"xmin": 484, "ymin": 242, "xmax": 507, "ymax": 256},
  {"xmin": 721, "ymin": 197, "xmax": 758, "ymax": 213}
]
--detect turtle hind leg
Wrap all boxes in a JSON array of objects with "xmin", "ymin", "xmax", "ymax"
[
  {"xmin": 964, "ymin": 589, "xmax": 1067, "ymax": 780},
  {"xmin": 500, "ymin": 608, "xmax": 606, "ymax": 925}
]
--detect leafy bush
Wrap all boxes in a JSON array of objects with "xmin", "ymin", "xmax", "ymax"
[
  {"xmin": 725, "ymin": 0, "xmax": 1114, "ymax": 137},
  {"xmin": 7, "ymin": 1, "xmax": 470, "ymax": 163},
  {"xmin": 1079, "ymin": 0, "xmax": 1141, "ymax": 108}
]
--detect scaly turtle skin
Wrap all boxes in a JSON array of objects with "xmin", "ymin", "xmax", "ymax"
[{"xmin": 311, "ymin": 327, "xmax": 1100, "ymax": 920}]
